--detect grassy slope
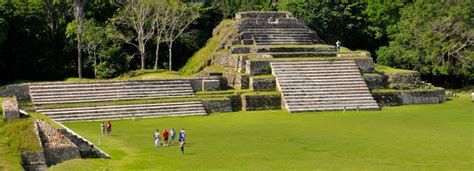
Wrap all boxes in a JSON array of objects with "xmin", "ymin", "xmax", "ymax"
[
  {"xmin": 179, "ymin": 19, "xmax": 237, "ymax": 75},
  {"xmin": 375, "ymin": 64, "xmax": 416, "ymax": 74},
  {"xmin": 0, "ymin": 118, "xmax": 42, "ymax": 171},
  {"xmin": 51, "ymin": 94, "xmax": 473, "ymax": 170}
]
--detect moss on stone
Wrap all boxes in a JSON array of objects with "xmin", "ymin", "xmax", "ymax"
[{"xmin": 375, "ymin": 65, "xmax": 417, "ymax": 74}]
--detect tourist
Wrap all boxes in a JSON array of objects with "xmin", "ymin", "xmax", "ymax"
[
  {"xmin": 106, "ymin": 121, "xmax": 112, "ymax": 136},
  {"xmin": 179, "ymin": 139, "xmax": 185, "ymax": 154},
  {"xmin": 180, "ymin": 128, "xmax": 186, "ymax": 142},
  {"xmin": 154, "ymin": 129, "xmax": 160, "ymax": 147},
  {"xmin": 163, "ymin": 129, "xmax": 169, "ymax": 147},
  {"xmin": 178, "ymin": 129, "xmax": 183, "ymax": 142},
  {"xmin": 170, "ymin": 128, "xmax": 176, "ymax": 144},
  {"xmin": 336, "ymin": 40, "xmax": 341, "ymax": 51},
  {"xmin": 268, "ymin": 16, "xmax": 274, "ymax": 28},
  {"xmin": 100, "ymin": 122, "xmax": 106, "ymax": 136}
]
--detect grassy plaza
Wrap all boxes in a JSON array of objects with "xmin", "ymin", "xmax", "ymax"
[{"xmin": 47, "ymin": 94, "xmax": 473, "ymax": 170}]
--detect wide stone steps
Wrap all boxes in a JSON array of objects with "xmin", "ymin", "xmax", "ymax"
[
  {"xmin": 262, "ymin": 52, "xmax": 337, "ymax": 58},
  {"xmin": 39, "ymin": 101, "xmax": 206, "ymax": 122},
  {"xmin": 272, "ymin": 59, "xmax": 379, "ymax": 112},
  {"xmin": 29, "ymin": 80, "xmax": 196, "ymax": 105},
  {"xmin": 256, "ymin": 47, "xmax": 336, "ymax": 53},
  {"xmin": 255, "ymin": 40, "xmax": 313, "ymax": 45},
  {"xmin": 289, "ymin": 106, "xmax": 379, "ymax": 112}
]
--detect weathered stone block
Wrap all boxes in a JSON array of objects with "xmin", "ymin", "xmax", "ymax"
[
  {"xmin": 246, "ymin": 60, "xmax": 272, "ymax": 75},
  {"xmin": 36, "ymin": 120, "xmax": 81, "ymax": 166},
  {"xmin": 353, "ymin": 57, "xmax": 375, "ymax": 73},
  {"xmin": 372, "ymin": 89, "xmax": 446, "ymax": 106},
  {"xmin": 2, "ymin": 98, "xmax": 20, "ymax": 121},
  {"xmin": 363, "ymin": 73, "xmax": 386, "ymax": 89},
  {"xmin": 202, "ymin": 99, "xmax": 233, "ymax": 113},
  {"xmin": 386, "ymin": 72, "xmax": 421, "ymax": 85},
  {"xmin": 58, "ymin": 129, "xmax": 110, "ymax": 159},
  {"xmin": 241, "ymin": 94, "xmax": 281, "ymax": 111},
  {"xmin": 228, "ymin": 95, "xmax": 242, "ymax": 111},
  {"xmin": 0, "ymin": 84, "xmax": 30, "ymax": 101},
  {"xmin": 202, "ymin": 80, "xmax": 221, "ymax": 91},
  {"xmin": 22, "ymin": 151, "xmax": 47, "ymax": 171},
  {"xmin": 223, "ymin": 73, "xmax": 249, "ymax": 89},
  {"xmin": 250, "ymin": 77, "xmax": 276, "ymax": 91}
]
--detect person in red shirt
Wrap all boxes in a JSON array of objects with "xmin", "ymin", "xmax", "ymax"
[{"xmin": 163, "ymin": 129, "xmax": 169, "ymax": 147}]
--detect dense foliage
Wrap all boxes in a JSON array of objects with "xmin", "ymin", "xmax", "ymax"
[
  {"xmin": 0, "ymin": 0, "xmax": 471, "ymax": 87},
  {"xmin": 376, "ymin": 0, "xmax": 473, "ymax": 86}
]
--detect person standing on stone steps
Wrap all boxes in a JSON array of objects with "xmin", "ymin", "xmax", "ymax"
[
  {"xmin": 106, "ymin": 121, "xmax": 112, "ymax": 136},
  {"xmin": 100, "ymin": 122, "xmax": 106, "ymax": 136},
  {"xmin": 336, "ymin": 40, "xmax": 342, "ymax": 51}
]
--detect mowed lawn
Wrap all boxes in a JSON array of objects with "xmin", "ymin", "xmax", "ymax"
[{"xmin": 52, "ymin": 95, "xmax": 473, "ymax": 170}]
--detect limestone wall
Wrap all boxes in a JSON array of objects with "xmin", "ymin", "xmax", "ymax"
[
  {"xmin": 236, "ymin": 11, "xmax": 292, "ymax": 19},
  {"xmin": 372, "ymin": 89, "xmax": 446, "ymax": 106},
  {"xmin": 0, "ymin": 84, "xmax": 30, "ymax": 101},
  {"xmin": 249, "ymin": 77, "xmax": 276, "ymax": 91},
  {"xmin": 223, "ymin": 73, "xmax": 249, "ymax": 89},
  {"xmin": 202, "ymin": 99, "xmax": 233, "ymax": 113},
  {"xmin": 22, "ymin": 120, "xmax": 47, "ymax": 171},
  {"xmin": 353, "ymin": 57, "xmax": 375, "ymax": 73},
  {"xmin": 228, "ymin": 95, "xmax": 242, "ymax": 111},
  {"xmin": 241, "ymin": 94, "xmax": 281, "ymax": 111},
  {"xmin": 58, "ymin": 128, "xmax": 111, "ymax": 159},
  {"xmin": 246, "ymin": 60, "xmax": 272, "ymax": 76},
  {"xmin": 2, "ymin": 98, "xmax": 20, "ymax": 121},
  {"xmin": 35, "ymin": 120, "xmax": 81, "ymax": 166},
  {"xmin": 189, "ymin": 77, "xmax": 225, "ymax": 91},
  {"xmin": 363, "ymin": 74, "xmax": 386, "ymax": 89}
]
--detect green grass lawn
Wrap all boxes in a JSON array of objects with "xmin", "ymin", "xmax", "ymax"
[{"xmin": 51, "ymin": 94, "xmax": 473, "ymax": 170}]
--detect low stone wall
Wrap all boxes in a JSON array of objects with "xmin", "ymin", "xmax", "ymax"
[
  {"xmin": 385, "ymin": 71, "xmax": 421, "ymax": 85},
  {"xmin": 22, "ymin": 152, "xmax": 47, "ymax": 171},
  {"xmin": 241, "ymin": 94, "xmax": 281, "ymax": 111},
  {"xmin": 213, "ymin": 54, "xmax": 247, "ymax": 73},
  {"xmin": 372, "ymin": 89, "xmax": 446, "ymax": 106},
  {"xmin": 22, "ymin": 120, "xmax": 47, "ymax": 171},
  {"xmin": 188, "ymin": 77, "xmax": 225, "ymax": 91},
  {"xmin": 228, "ymin": 95, "xmax": 242, "ymax": 111},
  {"xmin": 246, "ymin": 60, "xmax": 272, "ymax": 76},
  {"xmin": 0, "ymin": 83, "xmax": 30, "ymax": 101},
  {"xmin": 236, "ymin": 11, "xmax": 292, "ymax": 19},
  {"xmin": 223, "ymin": 72, "xmax": 249, "ymax": 89},
  {"xmin": 353, "ymin": 57, "xmax": 375, "ymax": 73},
  {"xmin": 2, "ymin": 98, "xmax": 20, "ymax": 121},
  {"xmin": 57, "ymin": 128, "xmax": 110, "ymax": 159},
  {"xmin": 35, "ymin": 120, "xmax": 81, "ymax": 166},
  {"xmin": 202, "ymin": 99, "xmax": 233, "ymax": 113},
  {"xmin": 363, "ymin": 73, "xmax": 386, "ymax": 89},
  {"xmin": 250, "ymin": 77, "xmax": 276, "ymax": 91}
]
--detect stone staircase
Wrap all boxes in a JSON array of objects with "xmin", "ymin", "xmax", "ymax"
[
  {"xmin": 29, "ymin": 80, "xmax": 196, "ymax": 105},
  {"xmin": 271, "ymin": 59, "xmax": 380, "ymax": 112},
  {"xmin": 30, "ymin": 80, "xmax": 207, "ymax": 122},
  {"xmin": 36, "ymin": 101, "xmax": 207, "ymax": 122}
]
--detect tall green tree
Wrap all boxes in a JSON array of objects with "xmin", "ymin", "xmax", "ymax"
[
  {"xmin": 285, "ymin": 1, "xmax": 372, "ymax": 50},
  {"xmin": 377, "ymin": 0, "xmax": 473, "ymax": 85}
]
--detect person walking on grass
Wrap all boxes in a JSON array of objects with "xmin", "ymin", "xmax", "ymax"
[
  {"xmin": 180, "ymin": 128, "xmax": 186, "ymax": 142},
  {"xmin": 179, "ymin": 139, "xmax": 185, "ymax": 154},
  {"xmin": 106, "ymin": 121, "xmax": 112, "ymax": 136},
  {"xmin": 163, "ymin": 129, "xmax": 169, "ymax": 147},
  {"xmin": 100, "ymin": 122, "xmax": 106, "ymax": 136},
  {"xmin": 154, "ymin": 129, "xmax": 160, "ymax": 147},
  {"xmin": 170, "ymin": 128, "xmax": 176, "ymax": 145}
]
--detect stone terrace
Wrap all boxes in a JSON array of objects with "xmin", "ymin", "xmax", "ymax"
[
  {"xmin": 272, "ymin": 59, "xmax": 380, "ymax": 112},
  {"xmin": 30, "ymin": 80, "xmax": 207, "ymax": 122}
]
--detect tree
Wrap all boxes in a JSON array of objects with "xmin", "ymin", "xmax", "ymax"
[
  {"xmin": 153, "ymin": 0, "xmax": 173, "ymax": 70},
  {"xmin": 108, "ymin": 0, "xmax": 156, "ymax": 70},
  {"xmin": 365, "ymin": 0, "xmax": 408, "ymax": 40},
  {"xmin": 0, "ymin": 17, "xmax": 7, "ymax": 45},
  {"xmin": 285, "ymin": 1, "xmax": 372, "ymax": 50},
  {"xmin": 73, "ymin": 0, "xmax": 87, "ymax": 78},
  {"xmin": 164, "ymin": 2, "xmax": 198, "ymax": 70},
  {"xmin": 376, "ymin": 0, "xmax": 473, "ymax": 86}
]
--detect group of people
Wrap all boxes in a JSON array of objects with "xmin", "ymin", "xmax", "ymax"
[
  {"xmin": 100, "ymin": 121, "xmax": 112, "ymax": 136},
  {"xmin": 154, "ymin": 128, "xmax": 186, "ymax": 154}
]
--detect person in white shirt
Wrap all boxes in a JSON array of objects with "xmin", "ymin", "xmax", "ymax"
[{"xmin": 154, "ymin": 129, "xmax": 160, "ymax": 147}]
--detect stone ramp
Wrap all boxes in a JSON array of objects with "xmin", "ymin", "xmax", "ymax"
[
  {"xmin": 36, "ymin": 101, "xmax": 207, "ymax": 122},
  {"xmin": 271, "ymin": 59, "xmax": 380, "ymax": 112},
  {"xmin": 29, "ymin": 80, "xmax": 196, "ymax": 105}
]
